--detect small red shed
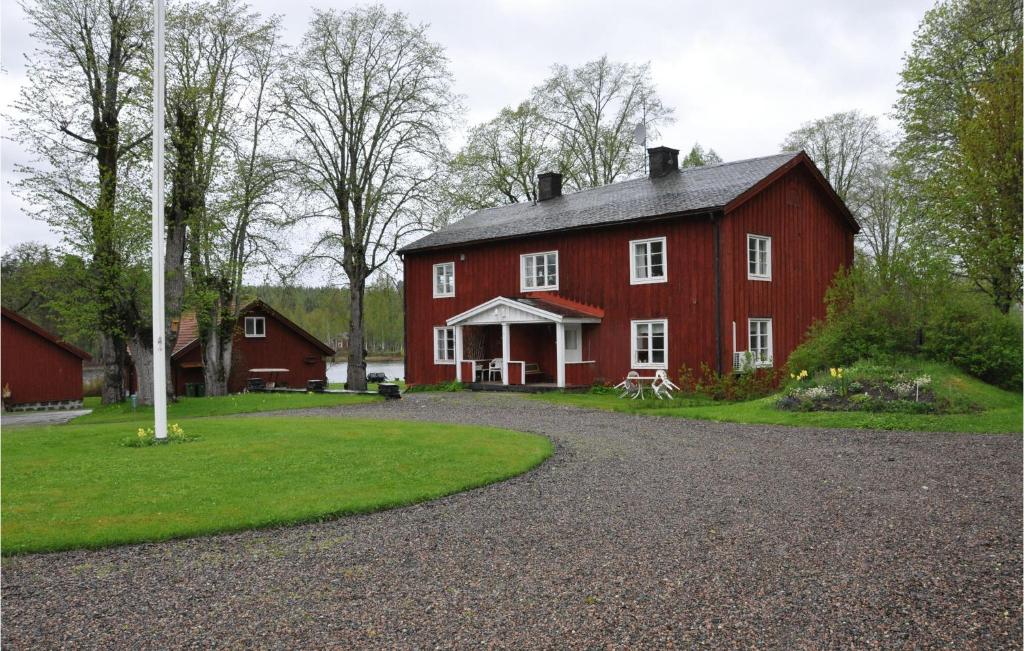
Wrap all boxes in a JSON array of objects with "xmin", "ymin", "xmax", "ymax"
[
  {"xmin": 171, "ymin": 299, "xmax": 335, "ymax": 394},
  {"xmin": 1, "ymin": 307, "xmax": 92, "ymax": 409}
]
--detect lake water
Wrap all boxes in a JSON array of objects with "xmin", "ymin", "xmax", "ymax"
[{"xmin": 327, "ymin": 359, "xmax": 405, "ymax": 382}]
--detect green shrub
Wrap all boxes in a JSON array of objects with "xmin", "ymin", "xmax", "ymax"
[
  {"xmin": 789, "ymin": 263, "xmax": 1023, "ymax": 390},
  {"xmin": 921, "ymin": 299, "xmax": 1022, "ymax": 390},
  {"xmin": 405, "ymin": 380, "xmax": 465, "ymax": 393},
  {"xmin": 679, "ymin": 363, "xmax": 782, "ymax": 401}
]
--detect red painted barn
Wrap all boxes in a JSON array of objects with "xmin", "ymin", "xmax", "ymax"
[
  {"xmin": 400, "ymin": 149, "xmax": 858, "ymax": 388},
  {"xmin": 1, "ymin": 307, "xmax": 91, "ymax": 408},
  {"xmin": 171, "ymin": 299, "xmax": 335, "ymax": 394}
]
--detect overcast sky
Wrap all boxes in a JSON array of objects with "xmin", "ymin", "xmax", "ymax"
[{"xmin": 0, "ymin": 0, "xmax": 933, "ymax": 260}]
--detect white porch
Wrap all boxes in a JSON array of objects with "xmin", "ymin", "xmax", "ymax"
[{"xmin": 446, "ymin": 296, "xmax": 601, "ymax": 389}]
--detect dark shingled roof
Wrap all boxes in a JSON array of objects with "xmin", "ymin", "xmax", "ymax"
[{"xmin": 403, "ymin": 152, "xmax": 802, "ymax": 252}]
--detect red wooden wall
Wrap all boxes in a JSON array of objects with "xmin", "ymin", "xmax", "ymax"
[
  {"xmin": 720, "ymin": 165, "xmax": 855, "ymax": 372},
  {"xmin": 1, "ymin": 313, "xmax": 87, "ymax": 404},
  {"xmin": 171, "ymin": 305, "xmax": 329, "ymax": 394},
  {"xmin": 403, "ymin": 162, "xmax": 855, "ymax": 386}
]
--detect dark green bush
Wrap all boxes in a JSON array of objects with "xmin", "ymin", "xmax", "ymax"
[
  {"xmin": 788, "ymin": 262, "xmax": 1023, "ymax": 390},
  {"xmin": 921, "ymin": 299, "xmax": 1022, "ymax": 390}
]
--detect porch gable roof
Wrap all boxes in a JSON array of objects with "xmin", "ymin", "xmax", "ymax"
[{"xmin": 446, "ymin": 295, "xmax": 603, "ymax": 326}]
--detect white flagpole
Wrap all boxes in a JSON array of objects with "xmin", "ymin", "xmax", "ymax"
[{"xmin": 152, "ymin": 0, "xmax": 168, "ymax": 440}]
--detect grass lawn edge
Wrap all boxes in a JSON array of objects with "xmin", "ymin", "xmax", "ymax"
[{"xmin": 2, "ymin": 417, "xmax": 554, "ymax": 556}]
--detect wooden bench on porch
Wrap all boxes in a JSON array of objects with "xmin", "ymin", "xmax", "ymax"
[{"xmin": 524, "ymin": 362, "xmax": 544, "ymax": 380}]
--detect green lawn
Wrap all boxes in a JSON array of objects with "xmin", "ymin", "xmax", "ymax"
[
  {"xmin": 2, "ymin": 417, "xmax": 551, "ymax": 554},
  {"xmin": 533, "ymin": 363, "xmax": 1022, "ymax": 434},
  {"xmin": 79, "ymin": 391, "xmax": 380, "ymax": 424}
]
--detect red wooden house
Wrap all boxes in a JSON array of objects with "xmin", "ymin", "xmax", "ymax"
[
  {"xmin": 1, "ymin": 307, "xmax": 91, "ymax": 409},
  {"xmin": 171, "ymin": 299, "xmax": 335, "ymax": 394},
  {"xmin": 400, "ymin": 149, "xmax": 858, "ymax": 388}
]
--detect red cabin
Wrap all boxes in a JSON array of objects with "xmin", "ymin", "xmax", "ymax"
[
  {"xmin": 400, "ymin": 149, "xmax": 858, "ymax": 388},
  {"xmin": 171, "ymin": 299, "xmax": 335, "ymax": 395},
  {"xmin": 1, "ymin": 307, "xmax": 91, "ymax": 409}
]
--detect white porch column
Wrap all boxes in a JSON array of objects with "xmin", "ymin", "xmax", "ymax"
[
  {"xmin": 454, "ymin": 326, "xmax": 464, "ymax": 382},
  {"xmin": 555, "ymin": 322, "xmax": 566, "ymax": 388},
  {"xmin": 501, "ymin": 322, "xmax": 510, "ymax": 385}
]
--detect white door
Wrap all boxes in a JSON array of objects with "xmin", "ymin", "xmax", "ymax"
[{"xmin": 564, "ymin": 324, "xmax": 582, "ymax": 363}]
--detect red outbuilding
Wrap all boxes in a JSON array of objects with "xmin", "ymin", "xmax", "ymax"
[
  {"xmin": 1, "ymin": 307, "xmax": 91, "ymax": 409},
  {"xmin": 170, "ymin": 299, "xmax": 335, "ymax": 395},
  {"xmin": 400, "ymin": 149, "xmax": 858, "ymax": 388}
]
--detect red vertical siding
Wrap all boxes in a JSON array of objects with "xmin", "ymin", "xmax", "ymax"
[
  {"xmin": 170, "ymin": 305, "xmax": 330, "ymax": 394},
  {"xmin": 404, "ymin": 161, "xmax": 854, "ymax": 386},
  {"xmin": 720, "ymin": 165, "xmax": 854, "ymax": 370},
  {"xmin": 1, "ymin": 315, "xmax": 85, "ymax": 404},
  {"xmin": 404, "ymin": 218, "xmax": 717, "ymax": 385}
]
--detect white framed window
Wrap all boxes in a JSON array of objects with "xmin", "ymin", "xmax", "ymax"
[
  {"xmin": 244, "ymin": 316, "xmax": 265, "ymax": 338},
  {"xmin": 433, "ymin": 262, "xmax": 455, "ymax": 298},
  {"xmin": 747, "ymin": 234, "xmax": 771, "ymax": 280},
  {"xmin": 631, "ymin": 319, "xmax": 667, "ymax": 369},
  {"xmin": 520, "ymin": 251, "xmax": 558, "ymax": 291},
  {"xmin": 748, "ymin": 318, "xmax": 773, "ymax": 367},
  {"xmin": 630, "ymin": 237, "xmax": 667, "ymax": 284},
  {"xmin": 433, "ymin": 326, "xmax": 456, "ymax": 364}
]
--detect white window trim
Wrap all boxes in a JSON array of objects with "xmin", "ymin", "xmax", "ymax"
[
  {"xmin": 244, "ymin": 316, "xmax": 265, "ymax": 338},
  {"xmin": 630, "ymin": 319, "xmax": 668, "ymax": 370},
  {"xmin": 432, "ymin": 261, "xmax": 455, "ymax": 298},
  {"xmin": 433, "ymin": 326, "xmax": 456, "ymax": 364},
  {"xmin": 520, "ymin": 250, "xmax": 559, "ymax": 292},
  {"xmin": 629, "ymin": 236, "xmax": 668, "ymax": 285},
  {"xmin": 747, "ymin": 318, "xmax": 773, "ymax": 368},
  {"xmin": 747, "ymin": 234, "xmax": 772, "ymax": 281}
]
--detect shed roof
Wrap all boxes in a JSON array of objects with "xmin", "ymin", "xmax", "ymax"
[
  {"xmin": 0, "ymin": 307, "xmax": 92, "ymax": 360},
  {"xmin": 402, "ymin": 151, "xmax": 858, "ymax": 253}
]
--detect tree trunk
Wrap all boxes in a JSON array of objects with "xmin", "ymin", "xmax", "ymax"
[
  {"xmin": 201, "ymin": 303, "xmax": 235, "ymax": 396},
  {"xmin": 130, "ymin": 332, "xmax": 155, "ymax": 406},
  {"xmin": 163, "ymin": 208, "xmax": 188, "ymax": 400},
  {"xmin": 100, "ymin": 333, "xmax": 128, "ymax": 404},
  {"xmin": 346, "ymin": 275, "xmax": 368, "ymax": 391}
]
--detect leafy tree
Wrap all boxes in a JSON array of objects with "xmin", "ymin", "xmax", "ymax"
[
  {"xmin": 447, "ymin": 102, "xmax": 548, "ymax": 212},
  {"xmin": 163, "ymin": 0, "xmax": 284, "ymax": 397},
  {"xmin": 680, "ymin": 143, "xmax": 722, "ymax": 168},
  {"xmin": 780, "ymin": 110, "xmax": 885, "ymax": 211},
  {"xmin": 12, "ymin": 0, "xmax": 151, "ymax": 404},
  {"xmin": 856, "ymin": 159, "xmax": 918, "ymax": 286},
  {"xmin": 533, "ymin": 56, "xmax": 673, "ymax": 190},
  {"xmin": 895, "ymin": 0, "xmax": 1022, "ymax": 313},
  {"xmin": 278, "ymin": 6, "xmax": 458, "ymax": 390}
]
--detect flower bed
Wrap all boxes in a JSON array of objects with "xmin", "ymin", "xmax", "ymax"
[{"xmin": 776, "ymin": 365, "xmax": 975, "ymax": 414}]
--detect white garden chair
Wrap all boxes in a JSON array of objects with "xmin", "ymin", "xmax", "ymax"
[
  {"xmin": 652, "ymin": 370, "xmax": 680, "ymax": 400},
  {"xmin": 487, "ymin": 358, "xmax": 503, "ymax": 382},
  {"xmin": 614, "ymin": 371, "xmax": 642, "ymax": 399}
]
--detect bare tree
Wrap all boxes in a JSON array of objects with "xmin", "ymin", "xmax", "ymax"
[
  {"xmin": 780, "ymin": 110, "xmax": 885, "ymax": 212},
  {"xmin": 533, "ymin": 56, "xmax": 673, "ymax": 190},
  {"xmin": 278, "ymin": 6, "xmax": 458, "ymax": 391},
  {"xmin": 193, "ymin": 11, "xmax": 286, "ymax": 395},
  {"xmin": 12, "ymin": 0, "xmax": 151, "ymax": 404},
  {"xmin": 857, "ymin": 159, "xmax": 916, "ymax": 285}
]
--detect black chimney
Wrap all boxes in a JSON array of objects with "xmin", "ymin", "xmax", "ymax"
[
  {"xmin": 537, "ymin": 171, "xmax": 562, "ymax": 201},
  {"xmin": 648, "ymin": 146, "xmax": 679, "ymax": 178}
]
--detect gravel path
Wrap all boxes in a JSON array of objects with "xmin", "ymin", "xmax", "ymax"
[
  {"xmin": 3, "ymin": 392, "xmax": 1021, "ymax": 649},
  {"xmin": 1, "ymin": 408, "xmax": 92, "ymax": 428}
]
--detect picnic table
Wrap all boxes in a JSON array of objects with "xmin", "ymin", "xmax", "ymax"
[
  {"xmin": 614, "ymin": 371, "xmax": 680, "ymax": 400},
  {"xmin": 248, "ymin": 367, "xmax": 289, "ymax": 389}
]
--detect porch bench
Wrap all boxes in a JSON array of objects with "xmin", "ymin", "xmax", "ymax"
[{"xmin": 524, "ymin": 363, "xmax": 543, "ymax": 378}]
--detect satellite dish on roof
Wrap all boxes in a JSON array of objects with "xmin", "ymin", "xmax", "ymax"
[{"xmin": 633, "ymin": 123, "xmax": 646, "ymax": 147}]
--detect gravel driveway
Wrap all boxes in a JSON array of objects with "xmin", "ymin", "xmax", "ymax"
[{"xmin": 3, "ymin": 392, "xmax": 1021, "ymax": 649}]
